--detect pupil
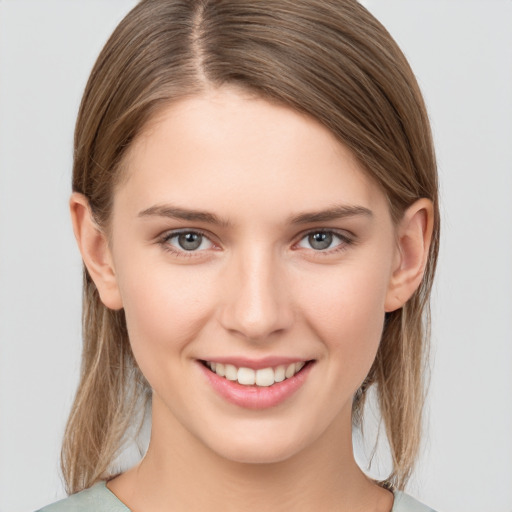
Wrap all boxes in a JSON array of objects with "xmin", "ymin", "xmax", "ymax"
[
  {"xmin": 309, "ymin": 232, "xmax": 332, "ymax": 250},
  {"xmin": 178, "ymin": 232, "xmax": 202, "ymax": 250}
]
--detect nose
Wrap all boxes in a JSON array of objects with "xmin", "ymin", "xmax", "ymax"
[{"xmin": 219, "ymin": 249, "xmax": 294, "ymax": 341}]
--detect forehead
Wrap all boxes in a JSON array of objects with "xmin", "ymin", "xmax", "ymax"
[{"xmin": 117, "ymin": 88, "xmax": 388, "ymax": 221}]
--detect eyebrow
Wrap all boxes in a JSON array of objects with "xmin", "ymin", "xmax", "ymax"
[
  {"xmin": 289, "ymin": 205, "xmax": 373, "ymax": 224},
  {"xmin": 138, "ymin": 205, "xmax": 232, "ymax": 227},
  {"xmin": 138, "ymin": 203, "xmax": 372, "ymax": 226}
]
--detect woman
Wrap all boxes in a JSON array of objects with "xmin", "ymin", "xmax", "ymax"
[{"xmin": 39, "ymin": 0, "xmax": 439, "ymax": 510}]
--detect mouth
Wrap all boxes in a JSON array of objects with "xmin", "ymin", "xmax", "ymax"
[
  {"xmin": 201, "ymin": 360, "xmax": 311, "ymax": 387},
  {"xmin": 199, "ymin": 358, "xmax": 315, "ymax": 409}
]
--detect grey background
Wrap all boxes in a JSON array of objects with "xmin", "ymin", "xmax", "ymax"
[{"xmin": 1, "ymin": 1, "xmax": 511, "ymax": 511}]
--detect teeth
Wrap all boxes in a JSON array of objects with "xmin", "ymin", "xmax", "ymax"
[
  {"xmin": 285, "ymin": 363, "xmax": 296, "ymax": 379},
  {"xmin": 255, "ymin": 367, "xmax": 274, "ymax": 387},
  {"xmin": 225, "ymin": 364, "xmax": 237, "ymax": 381},
  {"xmin": 206, "ymin": 360, "xmax": 307, "ymax": 387},
  {"xmin": 216, "ymin": 363, "xmax": 225, "ymax": 377},
  {"xmin": 274, "ymin": 365, "xmax": 285, "ymax": 382},
  {"xmin": 238, "ymin": 367, "xmax": 255, "ymax": 385}
]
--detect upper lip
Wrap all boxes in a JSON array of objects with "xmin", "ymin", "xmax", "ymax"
[{"xmin": 199, "ymin": 356, "xmax": 312, "ymax": 370}]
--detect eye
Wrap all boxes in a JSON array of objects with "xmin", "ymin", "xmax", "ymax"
[
  {"xmin": 163, "ymin": 231, "xmax": 214, "ymax": 252},
  {"xmin": 297, "ymin": 230, "xmax": 348, "ymax": 251}
]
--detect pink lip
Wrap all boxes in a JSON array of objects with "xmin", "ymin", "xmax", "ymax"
[{"xmin": 198, "ymin": 360, "xmax": 314, "ymax": 410}]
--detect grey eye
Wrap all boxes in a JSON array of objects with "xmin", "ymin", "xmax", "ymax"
[
  {"xmin": 177, "ymin": 232, "xmax": 203, "ymax": 251},
  {"xmin": 308, "ymin": 232, "xmax": 333, "ymax": 250},
  {"xmin": 163, "ymin": 230, "xmax": 215, "ymax": 255},
  {"xmin": 297, "ymin": 231, "xmax": 347, "ymax": 252}
]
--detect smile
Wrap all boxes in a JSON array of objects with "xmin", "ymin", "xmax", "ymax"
[
  {"xmin": 204, "ymin": 361, "xmax": 306, "ymax": 387},
  {"xmin": 200, "ymin": 358, "xmax": 314, "ymax": 409}
]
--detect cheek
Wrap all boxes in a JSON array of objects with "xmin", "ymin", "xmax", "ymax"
[
  {"xmin": 115, "ymin": 259, "xmax": 217, "ymax": 373},
  {"xmin": 296, "ymin": 260, "xmax": 390, "ymax": 377}
]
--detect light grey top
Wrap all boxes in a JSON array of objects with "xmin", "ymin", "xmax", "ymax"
[{"xmin": 37, "ymin": 481, "xmax": 437, "ymax": 511}]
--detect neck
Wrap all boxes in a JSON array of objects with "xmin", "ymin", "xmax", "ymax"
[{"xmin": 108, "ymin": 399, "xmax": 392, "ymax": 512}]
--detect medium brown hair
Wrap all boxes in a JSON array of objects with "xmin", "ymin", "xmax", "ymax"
[{"xmin": 63, "ymin": 0, "xmax": 439, "ymax": 494}]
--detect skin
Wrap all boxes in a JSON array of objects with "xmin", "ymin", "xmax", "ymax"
[{"xmin": 71, "ymin": 87, "xmax": 433, "ymax": 512}]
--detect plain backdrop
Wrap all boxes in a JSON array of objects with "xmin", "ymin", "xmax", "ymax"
[{"xmin": 1, "ymin": 1, "xmax": 511, "ymax": 511}]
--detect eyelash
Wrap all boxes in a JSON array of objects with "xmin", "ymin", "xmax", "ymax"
[
  {"xmin": 159, "ymin": 229, "xmax": 216, "ymax": 258},
  {"xmin": 294, "ymin": 229, "xmax": 354, "ymax": 255},
  {"xmin": 158, "ymin": 229, "xmax": 354, "ymax": 258}
]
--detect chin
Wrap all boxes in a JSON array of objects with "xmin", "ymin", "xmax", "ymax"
[
  {"xmin": 203, "ymin": 424, "xmax": 314, "ymax": 466},
  {"xmin": 217, "ymin": 444, "xmax": 302, "ymax": 466}
]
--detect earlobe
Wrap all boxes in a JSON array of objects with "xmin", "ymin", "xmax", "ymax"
[
  {"xmin": 70, "ymin": 192, "xmax": 123, "ymax": 310},
  {"xmin": 385, "ymin": 198, "xmax": 434, "ymax": 312}
]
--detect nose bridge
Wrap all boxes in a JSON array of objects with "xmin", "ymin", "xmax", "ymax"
[{"xmin": 220, "ymin": 243, "xmax": 292, "ymax": 340}]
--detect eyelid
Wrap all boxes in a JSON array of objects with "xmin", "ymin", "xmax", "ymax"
[
  {"xmin": 293, "ymin": 228, "xmax": 355, "ymax": 252},
  {"xmin": 156, "ymin": 227, "xmax": 355, "ymax": 258},
  {"xmin": 158, "ymin": 228, "xmax": 219, "ymax": 256}
]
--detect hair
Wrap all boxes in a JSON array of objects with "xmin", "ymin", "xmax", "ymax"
[{"xmin": 62, "ymin": 0, "xmax": 439, "ymax": 495}]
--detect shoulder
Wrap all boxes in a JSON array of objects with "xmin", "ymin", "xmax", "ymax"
[
  {"xmin": 36, "ymin": 482, "xmax": 130, "ymax": 512},
  {"xmin": 392, "ymin": 491, "xmax": 437, "ymax": 512}
]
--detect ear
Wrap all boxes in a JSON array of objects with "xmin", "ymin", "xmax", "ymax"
[
  {"xmin": 70, "ymin": 192, "xmax": 123, "ymax": 310},
  {"xmin": 385, "ymin": 198, "xmax": 434, "ymax": 312}
]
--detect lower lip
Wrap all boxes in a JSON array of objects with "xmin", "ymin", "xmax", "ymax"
[{"xmin": 199, "ymin": 362, "xmax": 313, "ymax": 410}]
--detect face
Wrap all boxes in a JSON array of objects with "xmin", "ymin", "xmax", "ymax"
[{"xmin": 106, "ymin": 88, "xmax": 400, "ymax": 464}]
